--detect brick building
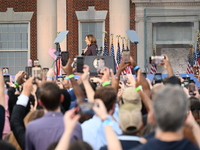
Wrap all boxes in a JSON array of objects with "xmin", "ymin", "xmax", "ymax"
[{"xmin": 0, "ymin": 0, "xmax": 200, "ymax": 74}]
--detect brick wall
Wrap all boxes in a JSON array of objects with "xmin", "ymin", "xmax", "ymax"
[
  {"xmin": 0, "ymin": 0, "xmax": 37, "ymax": 60},
  {"xmin": 66, "ymin": 0, "xmax": 110, "ymax": 57}
]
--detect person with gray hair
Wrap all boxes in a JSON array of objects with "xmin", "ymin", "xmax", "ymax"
[{"xmin": 130, "ymin": 85, "xmax": 200, "ymax": 150}]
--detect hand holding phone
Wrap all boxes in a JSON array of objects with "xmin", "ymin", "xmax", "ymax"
[
  {"xmin": 149, "ymin": 56, "xmax": 165, "ymax": 65},
  {"xmin": 122, "ymin": 50, "xmax": 130, "ymax": 63}
]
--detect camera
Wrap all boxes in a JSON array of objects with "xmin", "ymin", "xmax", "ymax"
[
  {"xmin": 76, "ymin": 103, "xmax": 96, "ymax": 115},
  {"xmin": 149, "ymin": 56, "xmax": 165, "ymax": 65}
]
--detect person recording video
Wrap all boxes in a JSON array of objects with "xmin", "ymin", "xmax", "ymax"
[{"xmin": 82, "ymin": 34, "xmax": 97, "ymax": 56}]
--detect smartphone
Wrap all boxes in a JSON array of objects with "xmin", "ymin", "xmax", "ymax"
[
  {"xmin": 25, "ymin": 66, "xmax": 32, "ymax": 78},
  {"xmin": 122, "ymin": 50, "xmax": 130, "ymax": 63},
  {"xmin": 188, "ymin": 83, "xmax": 196, "ymax": 96},
  {"xmin": 3, "ymin": 75, "xmax": 10, "ymax": 83},
  {"xmin": 154, "ymin": 73, "xmax": 162, "ymax": 83},
  {"xmin": 149, "ymin": 56, "xmax": 165, "ymax": 65},
  {"xmin": 61, "ymin": 51, "xmax": 69, "ymax": 66},
  {"xmin": 76, "ymin": 56, "xmax": 84, "ymax": 73},
  {"xmin": 32, "ymin": 67, "xmax": 42, "ymax": 79},
  {"xmin": 2, "ymin": 67, "xmax": 9, "ymax": 74},
  {"xmin": 77, "ymin": 103, "xmax": 95, "ymax": 115},
  {"xmin": 57, "ymin": 77, "xmax": 63, "ymax": 82}
]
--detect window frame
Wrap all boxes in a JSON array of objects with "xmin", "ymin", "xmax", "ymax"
[
  {"xmin": 76, "ymin": 6, "xmax": 108, "ymax": 55},
  {"xmin": 0, "ymin": 8, "xmax": 33, "ymax": 74}
]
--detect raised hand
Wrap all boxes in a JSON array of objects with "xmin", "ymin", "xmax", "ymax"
[{"xmin": 15, "ymin": 71, "xmax": 27, "ymax": 85}]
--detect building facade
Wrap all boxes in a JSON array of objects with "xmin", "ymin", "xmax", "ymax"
[{"xmin": 0, "ymin": 0, "xmax": 200, "ymax": 74}]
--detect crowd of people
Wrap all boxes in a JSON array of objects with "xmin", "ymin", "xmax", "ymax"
[{"xmin": 0, "ymin": 53, "xmax": 200, "ymax": 150}]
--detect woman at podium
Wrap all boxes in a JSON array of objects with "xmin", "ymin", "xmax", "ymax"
[{"xmin": 82, "ymin": 34, "xmax": 97, "ymax": 56}]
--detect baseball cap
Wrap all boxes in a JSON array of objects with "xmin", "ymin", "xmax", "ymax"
[
  {"xmin": 119, "ymin": 103, "xmax": 142, "ymax": 134},
  {"xmin": 122, "ymin": 87, "xmax": 142, "ymax": 110}
]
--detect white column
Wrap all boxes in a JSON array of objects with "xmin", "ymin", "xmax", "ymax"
[
  {"xmin": 57, "ymin": 0, "xmax": 67, "ymax": 51},
  {"xmin": 135, "ymin": 7, "xmax": 145, "ymax": 70},
  {"xmin": 37, "ymin": 0, "xmax": 57, "ymax": 68},
  {"xmin": 109, "ymin": 0, "xmax": 130, "ymax": 55}
]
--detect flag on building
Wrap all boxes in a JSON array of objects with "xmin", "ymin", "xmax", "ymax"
[
  {"xmin": 150, "ymin": 63, "xmax": 157, "ymax": 74},
  {"xmin": 103, "ymin": 37, "xmax": 108, "ymax": 56},
  {"xmin": 187, "ymin": 61, "xmax": 194, "ymax": 74}
]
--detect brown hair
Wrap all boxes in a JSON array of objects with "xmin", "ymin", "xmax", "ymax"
[
  {"xmin": 94, "ymin": 86, "xmax": 116, "ymax": 111},
  {"xmin": 38, "ymin": 82, "xmax": 61, "ymax": 111},
  {"xmin": 86, "ymin": 34, "xmax": 97, "ymax": 46},
  {"xmin": 68, "ymin": 140, "xmax": 93, "ymax": 150}
]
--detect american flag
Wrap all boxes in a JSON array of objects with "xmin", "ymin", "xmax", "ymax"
[
  {"xmin": 103, "ymin": 37, "xmax": 108, "ymax": 56},
  {"xmin": 187, "ymin": 61, "xmax": 193, "ymax": 74},
  {"xmin": 116, "ymin": 41, "xmax": 121, "ymax": 64},
  {"xmin": 110, "ymin": 38, "xmax": 115, "ymax": 58},
  {"xmin": 116, "ymin": 40, "xmax": 123, "ymax": 74},
  {"xmin": 187, "ymin": 53, "xmax": 194, "ymax": 74},
  {"xmin": 194, "ymin": 40, "xmax": 200, "ymax": 67},
  {"xmin": 150, "ymin": 64, "xmax": 157, "ymax": 74}
]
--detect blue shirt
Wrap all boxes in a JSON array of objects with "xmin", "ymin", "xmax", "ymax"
[
  {"xmin": 81, "ymin": 115, "xmax": 122, "ymax": 150},
  {"xmin": 25, "ymin": 111, "xmax": 82, "ymax": 150}
]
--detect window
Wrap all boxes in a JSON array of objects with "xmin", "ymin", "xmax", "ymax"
[
  {"xmin": 153, "ymin": 22, "xmax": 194, "ymax": 44},
  {"xmin": 76, "ymin": 6, "xmax": 107, "ymax": 54},
  {"xmin": 81, "ymin": 22, "xmax": 103, "ymax": 51},
  {"xmin": 0, "ymin": 23, "xmax": 28, "ymax": 75}
]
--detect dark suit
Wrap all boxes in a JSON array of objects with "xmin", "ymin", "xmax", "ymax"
[
  {"xmin": 84, "ymin": 45, "xmax": 97, "ymax": 56},
  {"xmin": 10, "ymin": 105, "xmax": 28, "ymax": 150}
]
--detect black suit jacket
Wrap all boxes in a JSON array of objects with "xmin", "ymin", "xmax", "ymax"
[{"xmin": 10, "ymin": 105, "xmax": 28, "ymax": 150}]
